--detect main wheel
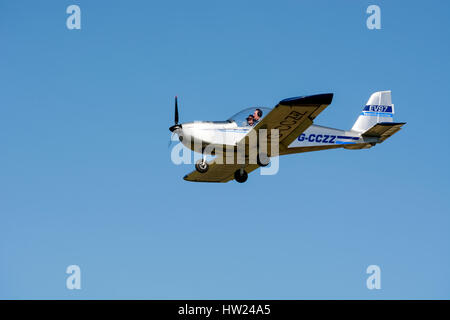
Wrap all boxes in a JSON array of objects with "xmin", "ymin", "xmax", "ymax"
[
  {"xmin": 234, "ymin": 169, "xmax": 248, "ymax": 183},
  {"xmin": 195, "ymin": 159, "xmax": 209, "ymax": 173},
  {"xmin": 257, "ymin": 152, "xmax": 270, "ymax": 167}
]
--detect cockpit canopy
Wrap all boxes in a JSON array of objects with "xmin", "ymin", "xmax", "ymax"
[{"xmin": 227, "ymin": 107, "xmax": 272, "ymax": 127}]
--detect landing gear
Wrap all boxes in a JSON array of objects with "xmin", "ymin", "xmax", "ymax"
[
  {"xmin": 257, "ymin": 152, "xmax": 270, "ymax": 167},
  {"xmin": 195, "ymin": 159, "xmax": 209, "ymax": 173},
  {"xmin": 234, "ymin": 168, "xmax": 248, "ymax": 183}
]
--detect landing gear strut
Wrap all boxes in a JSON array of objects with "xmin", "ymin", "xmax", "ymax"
[
  {"xmin": 234, "ymin": 168, "xmax": 248, "ymax": 183},
  {"xmin": 195, "ymin": 151, "xmax": 209, "ymax": 173}
]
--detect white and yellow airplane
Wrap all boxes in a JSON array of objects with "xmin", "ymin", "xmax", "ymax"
[{"xmin": 169, "ymin": 91, "xmax": 405, "ymax": 183}]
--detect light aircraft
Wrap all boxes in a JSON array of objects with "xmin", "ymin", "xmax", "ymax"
[{"xmin": 169, "ymin": 91, "xmax": 405, "ymax": 183}]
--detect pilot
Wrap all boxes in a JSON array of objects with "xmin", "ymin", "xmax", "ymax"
[
  {"xmin": 246, "ymin": 114, "xmax": 255, "ymax": 126},
  {"xmin": 253, "ymin": 108, "xmax": 263, "ymax": 124}
]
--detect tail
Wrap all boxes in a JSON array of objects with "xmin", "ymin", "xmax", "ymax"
[{"xmin": 351, "ymin": 91, "xmax": 394, "ymax": 132}]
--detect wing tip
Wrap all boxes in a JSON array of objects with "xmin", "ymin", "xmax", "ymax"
[{"xmin": 280, "ymin": 93, "xmax": 334, "ymax": 106}]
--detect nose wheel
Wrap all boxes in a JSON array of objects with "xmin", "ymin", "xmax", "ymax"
[
  {"xmin": 234, "ymin": 169, "xmax": 248, "ymax": 183},
  {"xmin": 195, "ymin": 159, "xmax": 209, "ymax": 173}
]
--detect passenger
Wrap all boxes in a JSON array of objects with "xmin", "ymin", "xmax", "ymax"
[
  {"xmin": 246, "ymin": 114, "xmax": 255, "ymax": 126},
  {"xmin": 253, "ymin": 108, "xmax": 263, "ymax": 124}
]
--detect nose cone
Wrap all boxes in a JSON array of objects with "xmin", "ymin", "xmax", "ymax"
[
  {"xmin": 169, "ymin": 124, "xmax": 184, "ymax": 142},
  {"xmin": 169, "ymin": 124, "xmax": 182, "ymax": 132}
]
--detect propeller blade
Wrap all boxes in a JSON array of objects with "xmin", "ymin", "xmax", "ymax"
[{"xmin": 175, "ymin": 96, "xmax": 179, "ymax": 125}]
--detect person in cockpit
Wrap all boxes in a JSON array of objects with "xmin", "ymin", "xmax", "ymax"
[
  {"xmin": 246, "ymin": 114, "xmax": 255, "ymax": 126},
  {"xmin": 253, "ymin": 108, "xmax": 263, "ymax": 124}
]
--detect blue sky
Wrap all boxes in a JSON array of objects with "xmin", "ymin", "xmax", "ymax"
[{"xmin": 1, "ymin": 0, "xmax": 449, "ymax": 299}]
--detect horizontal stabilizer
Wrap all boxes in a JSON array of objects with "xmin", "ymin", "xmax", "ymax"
[{"xmin": 362, "ymin": 122, "xmax": 406, "ymax": 142}]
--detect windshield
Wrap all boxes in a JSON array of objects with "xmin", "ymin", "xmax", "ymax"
[{"xmin": 227, "ymin": 107, "xmax": 272, "ymax": 127}]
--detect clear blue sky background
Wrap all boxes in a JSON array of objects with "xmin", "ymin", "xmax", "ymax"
[{"xmin": 1, "ymin": 0, "xmax": 449, "ymax": 299}]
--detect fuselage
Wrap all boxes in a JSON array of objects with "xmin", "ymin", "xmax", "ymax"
[{"xmin": 175, "ymin": 121, "xmax": 377, "ymax": 154}]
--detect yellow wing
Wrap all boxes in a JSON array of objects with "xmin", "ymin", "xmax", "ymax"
[{"xmin": 246, "ymin": 93, "xmax": 334, "ymax": 154}]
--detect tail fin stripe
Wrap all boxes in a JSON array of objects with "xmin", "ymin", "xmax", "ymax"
[{"xmin": 361, "ymin": 111, "xmax": 393, "ymax": 117}]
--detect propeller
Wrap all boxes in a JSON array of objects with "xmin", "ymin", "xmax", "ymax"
[
  {"xmin": 169, "ymin": 96, "xmax": 182, "ymax": 132},
  {"xmin": 168, "ymin": 96, "xmax": 182, "ymax": 148}
]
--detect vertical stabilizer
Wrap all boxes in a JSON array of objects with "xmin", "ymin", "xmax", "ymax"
[{"xmin": 351, "ymin": 91, "xmax": 394, "ymax": 132}]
